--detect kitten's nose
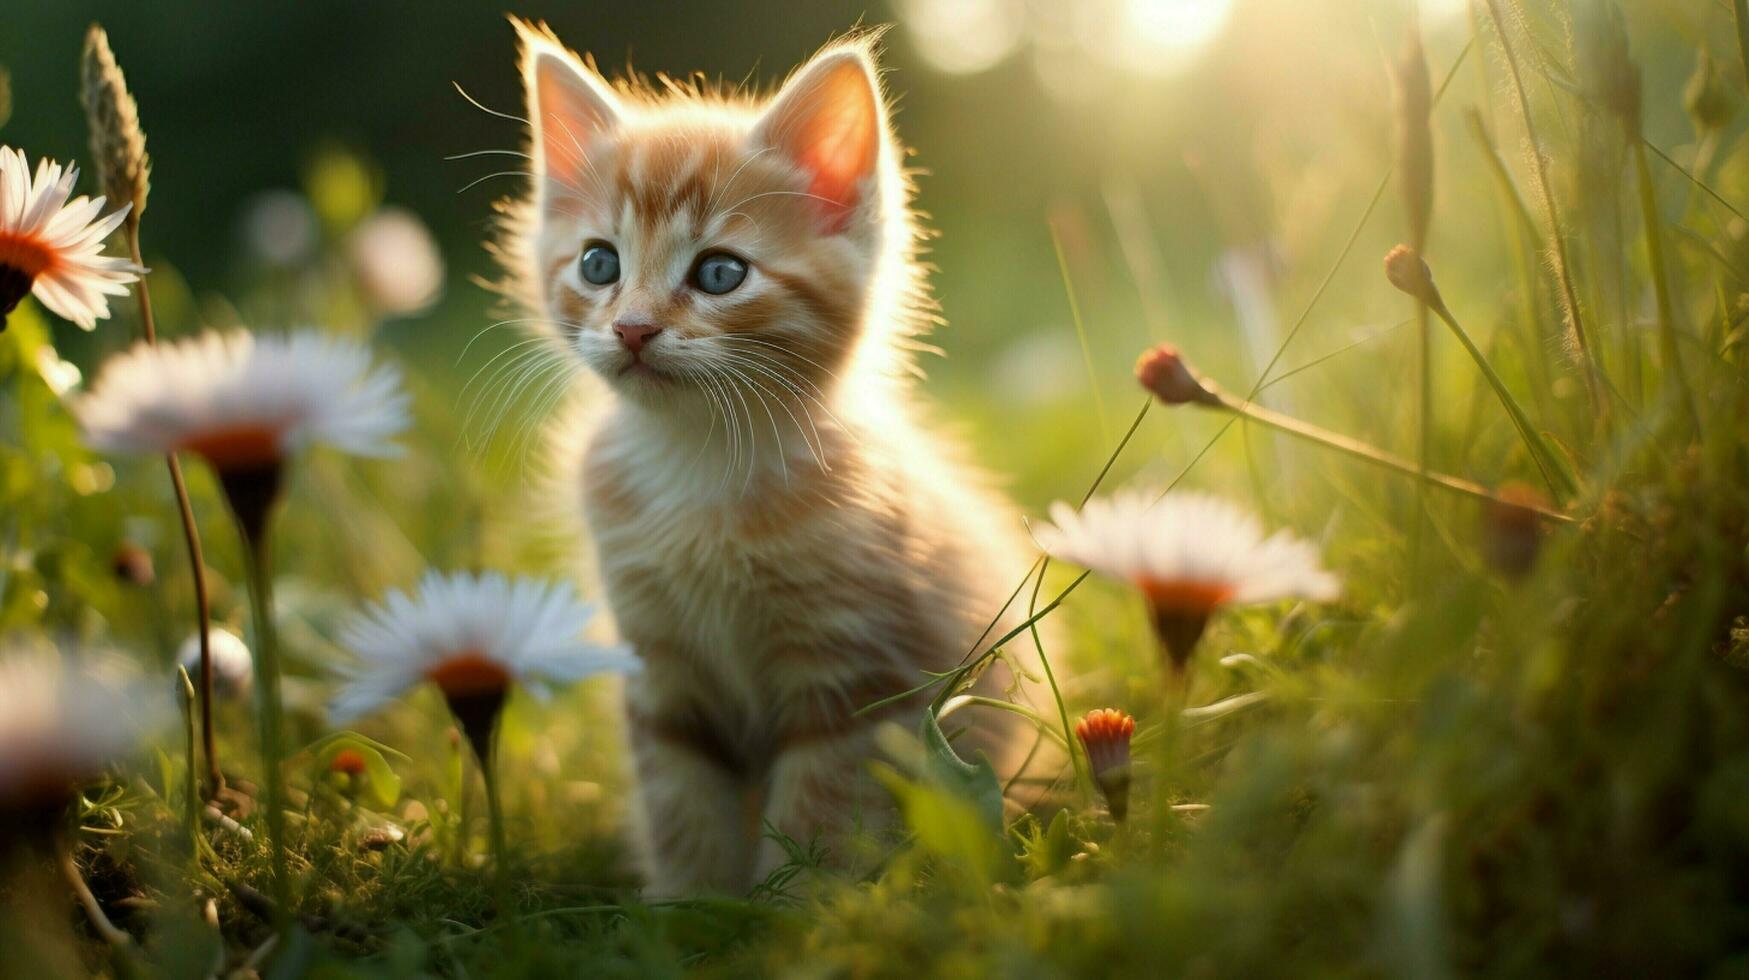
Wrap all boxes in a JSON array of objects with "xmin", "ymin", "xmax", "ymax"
[{"xmin": 613, "ymin": 320, "xmax": 663, "ymax": 354}]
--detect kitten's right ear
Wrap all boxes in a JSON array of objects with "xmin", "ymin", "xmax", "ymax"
[{"xmin": 516, "ymin": 21, "xmax": 620, "ymax": 206}]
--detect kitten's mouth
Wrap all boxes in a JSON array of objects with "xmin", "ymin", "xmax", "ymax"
[{"xmin": 615, "ymin": 359, "xmax": 671, "ymax": 382}]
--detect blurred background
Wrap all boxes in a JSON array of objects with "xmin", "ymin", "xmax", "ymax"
[{"xmin": 4, "ymin": 1, "xmax": 1731, "ymax": 502}]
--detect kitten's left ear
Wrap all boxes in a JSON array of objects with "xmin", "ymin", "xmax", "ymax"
[
  {"xmin": 517, "ymin": 21, "xmax": 621, "ymax": 209},
  {"xmin": 755, "ymin": 43, "xmax": 884, "ymax": 234}
]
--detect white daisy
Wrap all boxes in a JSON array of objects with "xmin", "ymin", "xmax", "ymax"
[
  {"xmin": 0, "ymin": 146, "xmax": 142, "ymax": 330},
  {"xmin": 1034, "ymin": 490, "xmax": 1338, "ymax": 670},
  {"xmin": 0, "ymin": 650, "xmax": 158, "ymax": 830},
  {"xmin": 330, "ymin": 571, "xmax": 637, "ymax": 740},
  {"xmin": 76, "ymin": 328, "xmax": 409, "ymax": 472}
]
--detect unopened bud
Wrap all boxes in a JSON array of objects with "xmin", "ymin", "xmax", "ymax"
[
  {"xmin": 1074, "ymin": 709, "xmax": 1135, "ymax": 822},
  {"xmin": 1135, "ymin": 344, "xmax": 1221, "ymax": 407},
  {"xmin": 1384, "ymin": 245, "xmax": 1443, "ymax": 308}
]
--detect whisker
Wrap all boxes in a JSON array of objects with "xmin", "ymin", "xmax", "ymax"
[
  {"xmin": 702, "ymin": 351, "xmax": 830, "ymax": 472},
  {"xmin": 445, "ymin": 148, "xmax": 533, "ymax": 162},
  {"xmin": 453, "ymin": 81, "xmax": 528, "ymax": 125}
]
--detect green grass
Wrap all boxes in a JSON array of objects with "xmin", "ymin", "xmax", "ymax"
[{"xmin": 4, "ymin": 0, "xmax": 1749, "ymax": 975}]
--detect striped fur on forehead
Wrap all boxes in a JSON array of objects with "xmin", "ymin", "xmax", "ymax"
[{"xmin": 491, "ymin": 18, "xmax": 938, "ymax": 383}]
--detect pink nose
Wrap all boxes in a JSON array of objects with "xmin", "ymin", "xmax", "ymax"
[{"xmin": 613, "ymin": 321, "xmax": 663, "ymax": 353}]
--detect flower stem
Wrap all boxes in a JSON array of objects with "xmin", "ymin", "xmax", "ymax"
[
  {"xmin": 242, "ymin": 534, "xmax": 291, "ymax": 933},
  {"xmin": 1414, "ymin": 297, "xmax": 1432, "ymax": 574},
  {"xmin": 125, "ymin": 219, "xmax": 221, "ymax": 799},
  {"xmin": 1423, "ymin": 295, "xmax": 1579, "ymax": 498},
  {"xmin": 479, "ymin": 733, "xmax": 515, "ymax": 928},
  {"xmin": 1210, "ymin": 390, "xmax": 1574, "ymax": 523}
]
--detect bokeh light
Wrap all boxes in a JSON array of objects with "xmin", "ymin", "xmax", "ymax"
[{"xmin": 892, "ymin": 0, "xmax": 1028, "ymax": 74}]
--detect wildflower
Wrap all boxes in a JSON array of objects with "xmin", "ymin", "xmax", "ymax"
[
  {"xmin": 348, "ymin": 207, "xmax": 444, "ymax": 318},
  {"xmin": 76, "ymin": 329, "xmax": 408, "ymax": 542},
  {"xmin": 0, "ymin": 650, "xmax": 156, "ymax": 848},
  {"xmin": 81, "ymin": 26, "xmax": 150, "ymax": 221},
  {"xmin": 1035, "ymin": 490, "xmax": 1338, "ymax": 675},
  {"xmin": 331, "ymin": 571, "xmax": 637, "ymax": 763},
  {"xmin": 1135, "ymin": 343, "xmax": 1222, "ymax": 407},
  {"xmin": 176, "ymin": 627, "xmax": 253, "ymax": 701},
  {"xmin": 0, "ymin": 146, "xmax": 142, "ymax": 331},
  {"xmin": 1074, "ymin": 708, "xmax": 1135, "ymax": 821}
]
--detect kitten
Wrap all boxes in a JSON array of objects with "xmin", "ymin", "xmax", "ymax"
[{"xmin": 504, "ymin": 21, "xmax": 1045, "ymax": 895}]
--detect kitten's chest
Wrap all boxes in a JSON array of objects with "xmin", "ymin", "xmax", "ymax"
[{"xmin": 582, "ymin": 441, "xmax": 866, "ymax": 676}]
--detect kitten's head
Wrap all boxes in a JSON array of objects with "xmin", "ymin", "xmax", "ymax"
[{"xmin": 506, "ymin": 22, "xmax": 923, "ymax": 411}]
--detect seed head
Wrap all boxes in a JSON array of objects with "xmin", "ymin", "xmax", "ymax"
[
  {"xmin": 81, "ymin": 25, "xmax": 151, "ymax": 221},
  {"xmin": 1391, "ymin": 23, "xmax": 1434, "ymax": 251}
]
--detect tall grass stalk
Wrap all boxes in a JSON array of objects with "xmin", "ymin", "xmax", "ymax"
[
  {"xmin": 1482, "ymin": 0, "xmax": 1606, "ymax": 421},
  {"xmin": 86, "ymin": 24, "xmax": 224, "ymax": 799},
  {"xmin": 1051, "ymin": 221, "xmax": 1111, "ymax": 444},
  {"xmin": 1389, "ymin": 248, "xmax": 1578, "ymax": 497},
  {"xmin": 1631, "ymin": 140, "xmax": 1699, "ymax": 430},
  {"xmin": 1465, "ymin": 109, "xmax": 1557, "ymax": 414},
  {"xmin": 1733, "ymin": 0, "xmax": 1749, "ymax": 96}
]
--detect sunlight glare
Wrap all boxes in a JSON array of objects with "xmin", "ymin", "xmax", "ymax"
[
  {"xmin": 1105, "ymin": 0, "xmax": 1234, "ymax": 75},
  {"xmin": 895, "ymin": 0, "xmax": 1028, "ymax": 75}
]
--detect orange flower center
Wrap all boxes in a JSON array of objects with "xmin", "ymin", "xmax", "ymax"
[
  {"xmin": 329, "ymin": 748, "xmax": 368, "ymax": 775},
  {"xmin": 426, "ymin": 652, "xmax": 511, "ymax": 698},
  {"xmin": 0, "ymin": 232, "xmax": 58, "ymax": 279},
  {"xmin": 1136, "ymin": 578, "xmax": 1235, "ymax": 614},
  {"xmin": 180, "ymin": 424, "xmax": 283, "ymax": 470}
]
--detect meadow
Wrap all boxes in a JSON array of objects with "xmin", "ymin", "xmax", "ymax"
[{"xmin": 2, "ymin": 0, "xmax": 1748, "ymax": 975}]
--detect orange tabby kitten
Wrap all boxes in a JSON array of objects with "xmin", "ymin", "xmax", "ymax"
[{"xmin": 505, "ymin": 22, "xmax": 1042, "ymax": 895}]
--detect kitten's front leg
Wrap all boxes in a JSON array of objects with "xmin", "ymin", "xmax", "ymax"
[
  {"xmin": 624, "ymin": 678, "xmax": 759, "ymax": 897},
  {"xmin": 754, "ymin": 672, "xmax": 913, "ymax": 883}
]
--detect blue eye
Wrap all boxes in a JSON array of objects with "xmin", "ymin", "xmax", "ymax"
[
  {"xmin": 691, "ymin": 252, "xmax": 747, "ymax": 295},
  {"xmin": 580, "ymin": 244, "xmax": 619, "ymax": 285}
]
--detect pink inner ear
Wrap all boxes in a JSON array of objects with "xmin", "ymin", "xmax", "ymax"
[
  {"xmin": 774, "ymin": 59, "xmax": 880, "ymax": 234},
  {"xmin": 534, "ymin": 55, "xmax": 614, "ymax": 198}
]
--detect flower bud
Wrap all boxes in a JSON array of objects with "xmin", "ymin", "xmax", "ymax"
[
  {"xmin": 1135, "ymin": 344, "xmax": 1221, "ymax": 407},
  {"xmin": 1384, "ymin": 245, "xmax": 1443, "ymax": 308},
  {"xmin": 1074, "ymin": 708, "xmax": 1135, "ymax": 822}
]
